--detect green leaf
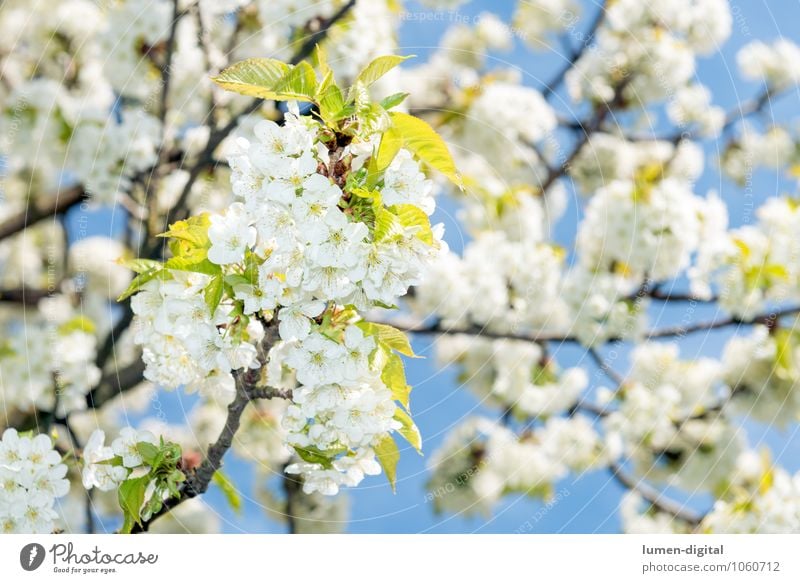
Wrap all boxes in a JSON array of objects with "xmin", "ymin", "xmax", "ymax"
[
  {"xmin": 117, "ymin": 258, "xmax": 162, "ymax": 275},
  {"xmin": 204, "ymin": 274, "xmax": 225, "ymax": 315},
  {"xmin": 366, "ymin": 126, "xmax": 402, "ymax": 188},
  {"xmin": 355, "ymin": 55, "xmax": 413, "ymax": 89},
  {"xmin": 293, "ymin": 445, "xmax": 346, "ymax": 468},
  {"xmin": 380, "ymin": 92, "xmax": 410, "ymax": 111},
  {"xmin": 135, "ymin": 442, "xmax": 159, "ymax": 467},
  {"xmin": 118, "ymin": 475, "xmax": 151, "ymax": 533},
  {"xmin": 212, "ymin": 471, "xmax": 242, "ymax": 514},
  {"xmin": 393, "ymin": 408, "xmax": 422, "ymax": 454},
  {"xmin": 58, "ymin": 315, "xmax": 96, "ymax": 335},
  {"xmin": 357, "ymin": 321, "xmax": 417, "ymax": 357},
  {"xmin": 388, "ymin": 111, "xmax": 463, "ymax": 188},
  {"xmin": 382, "ymin": 352, "xmax": 411, "ymax": 410},
  {"xmin": 373, "ymin": 207, "xmax": 402, "ymax": 242},
  {"xmin": 392, "ymin": 204, "xmax": 433, "ymax": 244},
  {"xmin": 374, "ymin": 434, "xmax": 400, "ymax": 492},
  {"xmin": 158, "ymin": 213, "xmax": 212, "ymax": 248},
  {"xmin": 211, "ymin": 58, "xmax": 318, "ymax": 103},
  {"xmin": 164, "ymin": 256, "xmax": 220, "ymax": 276},
  {"xmin": 316, "ymin": 69, "xmax": 346, "ymax": 125},
  {"xmin": 117, "ymin": 265, "xmax": 166, "ymax": 301}
]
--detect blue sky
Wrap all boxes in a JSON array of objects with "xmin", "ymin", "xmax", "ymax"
[{"xmin": 72, "ymin": 0, "xmax": 800, "ymax": 533}]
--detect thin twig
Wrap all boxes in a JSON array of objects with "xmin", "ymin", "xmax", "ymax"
[
  {"xmin": 0, "ymin": 185, "xmax": 86, "ymax": 242},
  {"xmin": 541, "ymin": 1, "xmax": 607, "ymax": 98},
  {"xmin": 609, "ymin": 462, "xmax": 703, "ymax": 526}
]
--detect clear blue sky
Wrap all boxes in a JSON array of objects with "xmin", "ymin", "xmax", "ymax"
[{"xmin": 71, "ymin": 0, "xmax": 800, "ymax": 533}]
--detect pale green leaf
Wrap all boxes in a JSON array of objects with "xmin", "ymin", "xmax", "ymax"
[
  {"xmin": 357, "ymin": 321, "xmax": 417, "ymax": 357},
  {"xmin": 355, "ymin": 55, "xmax": 413, "ymax": 89},
  {"xmin": 389, "ymin": 111, "xmax": 463, "ymax": 188},
  {"xmin": 366, "ymin": 126, "xmax": 402, "ymax": 188},
  {"xmin": 380, "ymin": 92, "xmax": 410, "ymax": 111},
  {"xmin": 381, "ymin": 352, "xmax": 411, "ymax": 410},
  {"xmin": 393, "ymin": 408, "xmax": 422, "ymax": 454},
  {"xmin": 374, "ymin": 434, "xmax": 400, "ymax": 492},
  {"xmin": 211, "ymin": 58, "xmax": 317, "ymax": 103},
  {"xmin": 158, "ymin": 213, "xmax": 212, "ymax": 248},
  {"xmin": 317, "ymin": 71, "xmax": 346, "ymax": 125},
  {"xmin": 204, "ymin": 274, "xmax": 224, "ymax": 315},
  {"xmin": 117, "ymin": 265, "xmax": 166, "ymax": 301},
  {"xmin": 212, "ymin": 471, "xmax": 242, "ymax": 514},
  {"xmin": 392, "ymin": 203, "xmax": 433, "ymax": 244},
  {"xmin": 117, "ymin": 258, "xmax": 162, "ymax": 275}
]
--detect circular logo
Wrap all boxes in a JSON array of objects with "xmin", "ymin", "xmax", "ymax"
[{"xmin": 20, "ymin": 543, "xmax": 46, "ymax": 571}]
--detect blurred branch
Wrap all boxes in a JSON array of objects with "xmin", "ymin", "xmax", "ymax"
[
  {"xmin": 539, "ymin": 77, "xmax": 631, "ymax": 194},
  {"xmin": 379, "ymin": 305, "xmax": 800, "ymax": 346},
  {"xmin": 541, "ymin": 1, "xmax": 607, "ymax": 99},
  {"xmin": 0, "ymin": 185, "xmax": 86, "ymax": 242},
  {"xmin": 0, "ymin": 287, "xmax": 55, "ymax": 304},
  {"xmin": 609, "ymin": 462, "xmax": 703, "ymax": 526},
  {"xmin": 85, "ymin": 359, "xmax": 146, "ymax": 410},
  {"xmin": 626, "ymin": 86, "xmax": 780, "ymax": 143}
]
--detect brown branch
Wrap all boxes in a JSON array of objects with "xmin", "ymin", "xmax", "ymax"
[
  {"xmin": 645, "ymin": 305, "xmax": 800, "ymax": 340},
  {"xmin": 0, "ymin": 185, "xmax": 86, "ymax": 241},
  {"xmin": 86, "ymin": 359, "xmax": 146, "ymax": 410},
  {"xmin": 129, "ymin": 320, "xmax": 287, "ymax": 533},
  {"xmin": 609, "ymin": 462, "xmax": 703, "ymax": 526},
  {"xmin": 0, "ymin": 287, "xmax": 56, "ymax": 304},
  {"xmin": 539, "ymin": 77, "xmax": 631, "ymax": 195},
  {"xmin": 541, "ymin": 1, "xmax": 607, "ymax": 98},
  {"xmin": 626, "ymin": 87, "xmax": 780, "ymax": 143}
]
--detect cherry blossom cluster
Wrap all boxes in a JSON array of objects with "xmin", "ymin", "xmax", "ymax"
[
  {"xmin": 702, "ymin": 451, "xmax": 800, "ymax": 533},
  {"xmin": 567, "ymin": 0, "xmax": 732, "ymax": 104},
  {"xmin": 435, "ymin": 336, "xmax": 588, "ymax": 418},
  {"xmin": 603, "ymin": 342, "xmax": 741, "ymax": 492},
  {"xmin": 426, "ymin": 416, "xmax": 610, "ymax": 516},
  {"xmin": 81, "ymin": 428, "xmax": 156, "ymax": 493},
  {"xmin": 0, "ymin": 429, "xmax": 70, "ymax": 534},
  {"xmin": 690, "ymin": 196, "xmax": 800, "ymax": 320},
  {"xmin": 0, "ymin": 296, "xmax": 100, "ymax": 417},
  {"xmin": 129, "ymin": 98, "xmax": 444, "ymax": 494}
]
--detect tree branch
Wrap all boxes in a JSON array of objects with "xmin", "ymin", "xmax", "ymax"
[
  {"xmin": 541, "ymin": 1, "xmax": 607, "ymax": 98},
  {"xmin": 609, "ymin": 462, "xmax": 703, "ymax": 526},
  {"xmin": 129, "ymin": 320, "xmax": 286, "ymax": 533},
  {"xmin": 0, "ymin": 185, "xmax": 86, "ymax": 242}
]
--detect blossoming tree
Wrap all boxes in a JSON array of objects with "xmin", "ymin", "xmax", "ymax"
[{"xmin": 2, "ymin": 0, "xmax": 800, "ymax": 534}]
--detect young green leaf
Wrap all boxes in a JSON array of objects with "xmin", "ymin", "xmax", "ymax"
[
  {"xmin": 357, "ymin": 321, "xmax": 417, "ymax": 357},
  {"xmin": 388, "ymin": 111, "xmax": 463, "ymax": 188},
  {"xmin": 135, "ymin": 442, "xmax": 160, "ymax": 467},
  {"xmin": 366, "ymin": 126, "xmax": 402, "ymax": 188},
  {"xmin": 380, "ymin": 92, "xmax": 410, "ymax": 111},
  {"xmin": 58, "ymin": 316, "xmax": 96, "ymax": 335},
  {"xmin": 118, "ymin": 475, "xmax": 151, "ymax": 533},
  {"xmin": 381, "ymin": 352, "xmax": 412, "ymax": 410},
  {"xmin": 212, "ymin": 471, "xmax": 242, "ymax": 514},
  {"xmin": 117, "ymin": 258, "xmax": 163, "ymax": 275},
  {"xmin": 204, "ymin": 274, "xmax": 225, "ymax": 315},
  {"xmin": 211, "ymin": 58, "xmax": 318, "ymax": 103},
  {"xmin": 393, "ymin": 408, "xmax": 422, "ymax": 454},
  {"xmin": 355, "ymin": 55, "xmax": 413, "ymax": 89},
  {"xmin": 374, "ymin": 434, "xmax": 400, "ymax": 492},
  {"xmin": 158, "ymin": 213, "xmax": 212, "ymax": 248},
  {"xmin": 392, "ymin": 203, "xmax": 434, "ymax": 244},
  {"xmin": 317, "ymin": 71, "xmax": 346, "ymax": 126},
  {"xmin": 117, "ymin": 265, "xmax": 166, "ymax": 301}
]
